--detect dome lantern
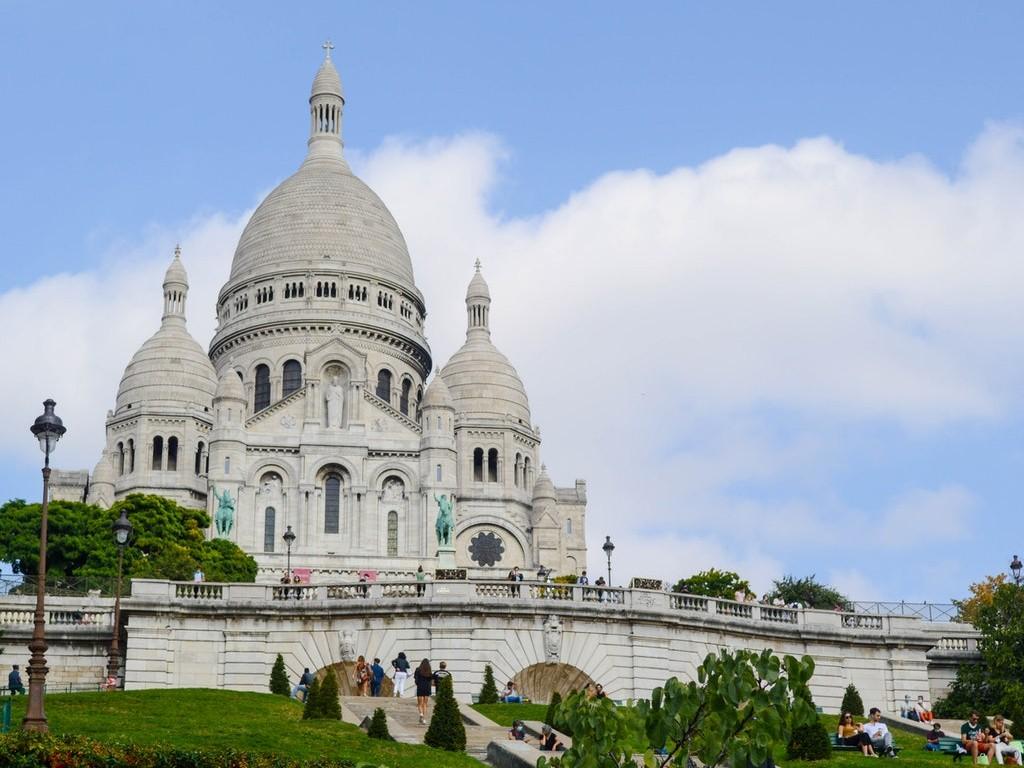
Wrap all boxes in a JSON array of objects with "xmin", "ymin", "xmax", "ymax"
[
  {"xmin": 162, "ymin": 244, "xmax": 188, "ymax": 326},
  {"xmin": 308, "ymin": 40, "xmax": 345, "ymax": 161},
  {"xmin": 465, "ymin": 259, "xmax": 491, "ymax": 340}
]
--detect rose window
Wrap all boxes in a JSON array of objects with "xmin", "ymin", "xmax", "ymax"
[{"xmin": 468, "ymin": 531, "xmax": 505, "ymax": 567}]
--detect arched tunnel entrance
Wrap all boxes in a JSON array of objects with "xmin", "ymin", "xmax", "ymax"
[{"xmin": 511, "ymin": 662, "xmax": 596, "ymax": 703}]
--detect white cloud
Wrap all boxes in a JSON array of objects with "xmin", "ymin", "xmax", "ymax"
[{"xmin": 5, "ymin": 124, "xmax": 1024, "ymax": 600}]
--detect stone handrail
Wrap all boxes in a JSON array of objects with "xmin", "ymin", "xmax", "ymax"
[
  {"xmin": 126, "ymin": 579, "xmax": 943, "ymax": 634},
  {"xmin": 0, "ymin": 597, "xmax": 114, "ymax": 629}
]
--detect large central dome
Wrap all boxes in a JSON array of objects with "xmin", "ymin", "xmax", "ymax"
[{"xmin": 228, "ymin": 155, "xmax": 416, "ymax": 288}]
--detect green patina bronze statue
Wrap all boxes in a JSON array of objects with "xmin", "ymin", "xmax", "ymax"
[
  {"xmin": 434, "ymin": 493, "xmax": 454, "ymax": 547},
  {"xmin": 213, "ymin": 487, "xmax": 235, "ymax": 537}
]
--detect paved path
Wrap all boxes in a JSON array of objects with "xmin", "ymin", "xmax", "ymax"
[{"xmin": 340, "ymin": 695, "xmax": 509, "ymax": 763}]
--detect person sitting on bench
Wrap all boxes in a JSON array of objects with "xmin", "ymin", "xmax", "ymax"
[
  {"xmin": 863, "ymin": 708, "xmax": 895, "ymax": 757},
  {"xmin": 962, "ymin": 711, "xmax": 997, "ymax": 765},
  {"xmin": 926, "ymin": 723, "xmax": 946, "ymax": 751},
  {"xmin": 837, "ymin": 712, "xmax": 876, "ymax": 757},
  {"xmin": 539, "ymin": 724, "xmax": 566, "ymax": 752}
]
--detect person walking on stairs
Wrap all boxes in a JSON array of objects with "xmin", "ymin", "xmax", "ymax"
[
  {"xmin": 391, "ymin": 652, "xmax": 410, "ymax": 698},
  {"xmin": 414, "ymin": 658, "xmax": 433, "ymax": 724}
]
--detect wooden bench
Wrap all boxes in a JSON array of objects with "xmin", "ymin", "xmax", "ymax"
[{"xmin": 830, "ymin": 733, "xmax": 902, "ymax": 755}]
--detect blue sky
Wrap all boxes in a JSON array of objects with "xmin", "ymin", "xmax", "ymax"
[{"xmin": 2, "ymin": 2, "xmax": 1024, "ymax": 600}]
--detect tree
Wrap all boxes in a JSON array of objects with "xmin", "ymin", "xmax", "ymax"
[
  {"xmin": 545, "ymin": 691, "xmax": 562, "ymax": 727},
  {"xmin": 787, "ymin": 715, "xmax": 832, "ymax": 761},
  {"xmin": 672, "ymin": 568, "xmax": 752, "ymax": 600},
  {"xmin": 840, "ymin": 683, "xmax": 864, "ymax": 716},
  {"xmin": 424, "ymin": 676, "xmax": 466, "ymax": 751},
  {"xmin": 764, "ymin": 574, "xmax": 850, "ymax": 611},
  {"xmin": 955, "ymin": 574, "xmax": 1008, "ymax": 626},
  {"xmin": 367, "ymin": 708, "xmax": 392, "ymax": 740},
  {"xmin": 301, "ymin": 676, "xmax": 322, "ymax": 719},
  {"xmin": 316, "ymin": 669, "xmax": 342, "ymax": 720},
  {"xmin": 0, "ymin": 494, "xmax": 257, "ymax": 589},
  {"xmin": 539, "ymin": 648, "xmax": 817, "ymax": 768},
  {"xmin": 270, "ymin": 654, "xmax": 290, "ymax": 697},
  {"xmin": 479, "ymin": 664, "xmax": 499, "ymax": 704}
]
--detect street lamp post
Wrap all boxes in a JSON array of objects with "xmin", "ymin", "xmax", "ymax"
[
  {"xmin": 24, "ymin": 399, "xmax": 67, "ymax": 733},
  {"xmin": 107, "ymin": 509, "xmax": 133, "ymax": 687},
  {"xmin": 1011, "ymin": 554, "xmax": 1023, "ymax": 586},
  {"xmin": 602, "ymin": 535, "xmax": 615, "ymax": 588},
  {"xmin": 283, "ymin": 525, "xmax": 296, "ymax": 581}
]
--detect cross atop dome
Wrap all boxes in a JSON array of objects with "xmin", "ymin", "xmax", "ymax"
[
  {"xmin": 322, "ymin": 39, "xmax": 334, "ymax": 60},
  {"xmin": 174, "ymin": 243, "xmax": 181, "ymax": 258},
  {"xmin": 474, "ymin": 258, "xmax": 481, "ymax": 272}
]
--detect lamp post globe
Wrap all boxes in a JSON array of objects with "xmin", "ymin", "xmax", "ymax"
[
  {"xmin": 24, "ymin": 398, "xmax": 67, "ymax": 733},
  {"xmin": 602, "ymin": 535, "xmax": 615, "ymax": 588},
  {"xmin": 1011, "ymin": 554, "xmax": 1023, "ymax": 586},
  {"xmin": 107, "ymin": 509, "xmax": 133, "ymax": 686},
  {"xmin": 283, "ymin": 525, "xmax": 296, "ymax": 580}
]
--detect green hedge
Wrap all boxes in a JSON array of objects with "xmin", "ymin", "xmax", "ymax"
[{"xmin": 0, "ymin": 732, "xmax": 360, "ymax": 768}]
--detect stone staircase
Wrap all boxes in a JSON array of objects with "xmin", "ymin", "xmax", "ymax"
[{"xmin": 339, "ymin": 695, "xmax": 509, "ymax": 763}]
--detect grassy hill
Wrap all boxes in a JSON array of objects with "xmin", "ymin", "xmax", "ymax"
[{"xmin": 6, "ymin": 689, "xmax": 479, "ymax": 767}]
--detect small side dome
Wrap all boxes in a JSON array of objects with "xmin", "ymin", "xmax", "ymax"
[
  {"xmin": 532, "ymin": 465, "xmax": 557, "ymax": 502},
  {"xmin": 90, "ymin": 452, "xmax": 115, "ymax": 486},
  {"xmin": 421, "ymin": 369, "xmax": 454, "ymax": 410},
  {"xmin": 214, "ymin": 369, "xmax": 246, "ymax": 402},
  {"xmin": 116, "ymin": 326, "xmax": 216, "ymax": 412}
]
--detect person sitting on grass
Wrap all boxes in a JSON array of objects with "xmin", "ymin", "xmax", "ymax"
[
  {"xmin": 837, "ymin": 712, "xmax": 876, "ymax": 757},
  {"xmin": 926, "ymin": 723, "xmax": 946, "ymax": 751},
  {"xmin": 507, "ymin": 720, "xmax": 529, "ymax": 743},
  {"xmin": 862, "ymin": 708, "xmax": 895, "ymax": 757},
  {"xmin": 962, "ymin": 711, "xmax": 997, "ymax": 765},
  {"xmin": 539, "ymin": 724, "xmax": 566, "ymax": 752},
  {"xmin": 500, "ymin": 681, "xmax": 522, "ymax": 703},
  {"xmin": 988, "ymin": 715, "xmax": 1020, "ymax": 766}
]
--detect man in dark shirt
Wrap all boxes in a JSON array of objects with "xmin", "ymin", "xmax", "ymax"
[
  {"xmin": 8, "ymin": 665, "xmax": 25, "ymax": 694},
  {"xmin": 291, "ymin": 667, "xmax": 313, "ymax": 700},
  {"xmin": 539, "ymin": 724, "xmax": 566, "ymax": 752},
  {"xmin": 926, "ymin": 723, "xmax": 945, "ymax": 751},
  {"xmin": 370, "ymin": 658, "xmax": 385, "ymax": 697},
  {"xmin": 433, "ymin": 660, "xmax": 452, "ymax": 692},
  {"xmin": 961, "ymin": 712, "xmax": 996, "ymax": 764}
]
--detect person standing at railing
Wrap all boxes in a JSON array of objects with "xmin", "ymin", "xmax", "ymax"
[
  {"xmin": 508, "ymin": 566, "xmax": 521, "ymax": 596},
  {"xmin": 415, "ymin": 565, "xmax": 426, "ymax": 597},
  {"xmin": 577, "ymin": 570, "xmax": 589, "ymax": 585},
  {"xmin": 7, "ymin": 665, "xmax": 25, "ymax": 695}
]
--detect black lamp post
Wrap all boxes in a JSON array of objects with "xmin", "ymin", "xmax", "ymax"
[
  {"xmin": 536, "ymin": 564, "xmax": 549, "ymax": 582},
  {"xmin": 24, "ymin": 399, "xmax": 66, "ymax": 732},
  {"xmin": 1011, "ymin": 554, "xmax": 1023, "ymax": 586},
  {"xmin": 602, "ymin": 535, "xmax": 615, "ymax": 587},
  {"xmin": 283, "ymin": 525, "xmax": 296, "ymax": 581},
  {"xmin": 107, "ymin": 509, "xmax": 133, "ymax": 686}
]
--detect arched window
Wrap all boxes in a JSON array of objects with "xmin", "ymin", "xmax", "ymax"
[
  {"xmin": 325, "ymin": 474, "xmax": 341, "ymax": 534},
  {"xmin": 376, "ymin": 369, "xmax": 392, "ymax": 401},
  {"xmin": 152, "ymin": 436, "xmax": 163, "ymax": 471},
  {"xmin": 254, "ymin": 364, "xmax": 271, "ymax": 411},
  {"xmin": 224, "ymin": 455, "xmax": 230, "ymax": 474},
  {"xmin": 264, "ymin": 507, "xmax": 276, "ymax": 552},
  {"xmin": 116, "ymin": 442, "xmax": 125, "ymax": 476},
  {"xmin": 566, "ymin": 519, "xmax": 573, "ymax": 535},
  {"xmin": 399, "ymin": 379, "xmax": 411, "ymax": 415},
  {"xmin": 387, "ymin": 511, "xmax": 398, "ymax": 557},
  {"xmin": 282, "ymin": 360, "xmax": 302, "ymax": 396},
  {"xmin": 127, "ymin": 439, "xmax": 135, "ymax": 474},
  {"xmin": 523, "ymin": 456, "xmax": 531, "ymax": 487},
  {"xmin": 436, "ymin": 464, "xmax": 442, "ymax": 482},
  {"xmin": 488, "ymin": 448, "xmax": 499, "ymax": 482},
  {"xmin": 194, "ymin": 441, "xmax": 204, "ymax": 475},
  {"xmin": 473, "ymin": 448, "xmax": 484, "ymax": 482},
  {"xmin": 514, "ymin": 453, "xmax": 522, "ymax": 487},
  {"xmin": 167, "ymin": 437, "xmax": 178, "ymax": 472}
]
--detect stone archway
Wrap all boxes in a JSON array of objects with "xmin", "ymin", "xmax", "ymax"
[
  {"xmin": 318, "ymin": 661, "xmax": 394, "ymax": 697},
  {"xmin": 512, "ymin": 662, "xmax": 596, "ymax": 704}
]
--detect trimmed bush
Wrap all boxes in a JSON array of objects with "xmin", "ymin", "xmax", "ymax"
[
  {"xmin": 787, "ymin": 717, "xmax": 833, "ymax": 761},
  {"xmin": 479, "ymin": 664, "xmax": 499, "ymax": 705},
  {"xmin": 840, "ymin": 683, "xmax": 864, "ymax": 716},
  {"xmin": 317, "ymin": 668, "xmax": 342, "ymax": 720},
  {"xmin": 425, "ymin": 676, "xmax": 466, "ymax": 751},
  {"xmin": 367, "ymin": 707, "xmax": 392, "ymax": 740},
  {"xmin": 301, "ymin": 675, "xmax": 322, "ymax": 719},
  {"xmin": 0, "ymin": 731, "xmax": 358, "ymax": 768},
  {"xmin": 545, "ymin": 691, "xmax": 562, "ymax": 727},
  {"xmin": 270, "ymin": 653, "xmax": 290, "ymax": 697}
]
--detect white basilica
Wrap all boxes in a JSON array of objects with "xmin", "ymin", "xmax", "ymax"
[{"xmin": 72, "ymin": 49, "xmax": 588, "ymax": 581}]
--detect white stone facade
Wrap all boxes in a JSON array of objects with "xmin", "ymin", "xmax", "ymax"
[{"xmin": 70, "ymin": 50, "xmax": 587, "ymax": 580}]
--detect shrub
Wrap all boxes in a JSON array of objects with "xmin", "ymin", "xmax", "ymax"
[
  {"xmin": 270, "ymin": 653, "xmax": 290, "ymax": 697},
  {"xmin": 840, "ymin": 683, "xmax": 864, "ymax": 716},
  {"xmin": 317, "ymin": 668, "xmax": 342, "ymax": 720},
  {"xmin": 424, "ymin": 676, "xmax": 466, "ymax": 751},
  {"xmin": 479, "ymin": 664, "xmax": 499, "ymax": 704},
  {"xmin": 545, "ymin": 691, "xmax": 562, "ymax": 727},
  {"xmin": 0, "ymin": 731, "xmax": 358, "ymax": 768},
  {"xmin": 367, "ymin": 707, "xmax": 392, "ymax": 740},
  {"xmin": 787, "ymin": 717, "xmax": 833, "ymax": 761},
  {"xmin": 301, "ymin": 675, "xmax": 322, "ymax": 719}
]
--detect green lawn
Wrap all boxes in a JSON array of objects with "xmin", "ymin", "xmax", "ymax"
[
  {"xmin": 795, "ymin": 715, "xmax": 947, "ymax": 768},
  {"xmin": 6, "ymin": 689, "xmax": 480, "ymax": 768},
  {"xmin": 471, "ymin": 702, "xmax": 549, "ymax": 726}
]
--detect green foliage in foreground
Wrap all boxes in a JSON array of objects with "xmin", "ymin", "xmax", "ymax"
[
  {"xmin": 302, "ymin": 676, "xmax": 323, "ymax": 719},
  {"xmin": 367, "ymin": 708, "xmax": 391, "ymax": 740},
  {"xmin": 471, "ymin": 702, "xmax": 549, "ymax": 727},
  {"xmin": 0, "ymin": 494, "xmax": 257, "ymax": 586},
  {"xmin": 545, "ymin": 691, "xmax": 563, "ymax": 727},
  {"xmin": 539, "ymin": 648, "xmax": 817, "ymax": 768},
  {"xmin": 425, "ymin": 676, "xmax": 466, "ymax": 752},
  {"xmin": 270, "ymin": 654, "xmax": 290, "ymax": 697},
  {"xmin": 5, "ymin": 689, "xmax": 479, "ymax": 768},
  {"xmin": 478, "ymin": 663, "xmax": 499, "ymax": 704},
  {"xmin": 840, "ymin": 683, "xmax": 865, "ymax": 716},
  {"xmin": 788, "ymin": 716, "xmax": 833, "ymax": 761}
]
